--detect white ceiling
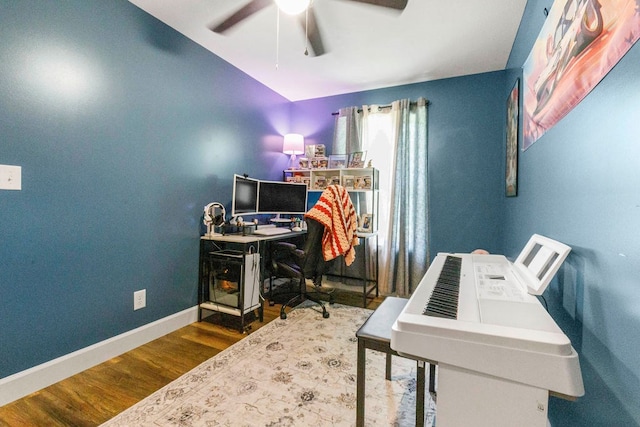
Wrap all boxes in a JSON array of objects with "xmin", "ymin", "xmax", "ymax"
[{"xmin": 129, "ymin": 0, "xmax": 527, "ymax": 101}]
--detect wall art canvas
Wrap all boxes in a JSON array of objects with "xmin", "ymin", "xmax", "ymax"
[
  {"xmin": 522, "ymin": 0, "xmax": 640, "ymax": 150},
  {"xmin": 506, "ymin": 78, "xmax": 520, "ymax": 197}
]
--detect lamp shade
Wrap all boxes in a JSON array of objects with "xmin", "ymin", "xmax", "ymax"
[{"xmin": 283, "ymin": 133, "xmax": 304, "ymax": 155}]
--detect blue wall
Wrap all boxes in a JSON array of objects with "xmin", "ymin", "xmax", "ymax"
[
  {"xmin": 505, "ymin": 0, "xmax": 640, "ymax": 425},
  {"xmin": 0, "ymin": 0, "xmax": 291, "ymax": 377}
]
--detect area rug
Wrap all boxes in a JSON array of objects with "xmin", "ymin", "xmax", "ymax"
[{"xmin": 101, "ymin": 303, "xmax": 436, "ymax": 426}]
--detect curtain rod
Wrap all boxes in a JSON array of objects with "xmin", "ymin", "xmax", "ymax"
[{"xmin": 331, "ymin": 100, "xmax": 430, "ymax": 116}]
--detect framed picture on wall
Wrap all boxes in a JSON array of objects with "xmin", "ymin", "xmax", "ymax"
[{"xmin": 505, "ymin": 78, "xmax": 519, "ymax": 197}]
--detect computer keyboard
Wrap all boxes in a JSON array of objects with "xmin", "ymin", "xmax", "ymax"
[{"xmin": 254, "ymin": 227, "xmax": 292, "ymax": 236}]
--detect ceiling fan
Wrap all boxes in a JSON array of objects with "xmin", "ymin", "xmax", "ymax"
[{"xmin": 210, "ymin": 0, "xmax": 408, "ymax": 57}]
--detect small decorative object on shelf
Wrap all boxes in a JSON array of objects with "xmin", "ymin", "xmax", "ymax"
[
  {"xmin": 314, "ymin": 175, "xmax": 327, "ymax": 190},
  {"xmin": 342, "ymin": 174, "xmax": 355, "ymax": 189},
  {"xmin": 298, "ymin": 158, "xmax": 309, "ymax": 169},
  {"xmin": 286, "ymin": 172, "xmax": 305, "ymax": 183},
  {"xmin": 330, "ymin": 175, "xmax": 341, "ymax": 186},
  {"xmin": 305, "ymin": 144, "xmax": 326, "ymax": 159},
  {"xmin": 311, "ymin": 156, "xmax": 328, "ymax": 169}
]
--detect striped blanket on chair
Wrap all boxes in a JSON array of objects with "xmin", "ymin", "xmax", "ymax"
[{"xmin": 305, "ymin": 184, "xmax": 359, "ymax": 266}]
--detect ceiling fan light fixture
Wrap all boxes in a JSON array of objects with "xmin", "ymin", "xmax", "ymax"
[{"xmin": 275, "ymin": 0, "xmax": 310, "ymax": 16}]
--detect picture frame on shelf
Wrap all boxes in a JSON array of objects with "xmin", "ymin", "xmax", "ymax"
[
  {"xmin": 329, "ymin": 154, "xmax": 347, "ymax": 169},
  {"xmin": 348, "ymin": 151, "xmax": 366, "ymax": 168},
  {"xmin": 359, "ymin": 214, "xmax": 373, "ymax": 232}
]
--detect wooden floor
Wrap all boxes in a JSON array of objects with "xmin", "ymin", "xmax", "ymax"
[{"xmin": 0, "ymin": 292, "xmax": 383, "ymax": 427}]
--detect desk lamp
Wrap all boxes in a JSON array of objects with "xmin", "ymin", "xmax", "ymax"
[{"xmin": 283, "ymin": 133, "xmax": 304, "ymax": 169}]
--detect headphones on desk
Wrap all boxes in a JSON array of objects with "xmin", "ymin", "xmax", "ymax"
[{"xmin": 203, "ymin": 202, "xmax": 226, "ymax": 227}]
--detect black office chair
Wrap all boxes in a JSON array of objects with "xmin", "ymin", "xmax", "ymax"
[{"xmin": 267, "ymin": 218, "xmax": 335, "ymax": 320}]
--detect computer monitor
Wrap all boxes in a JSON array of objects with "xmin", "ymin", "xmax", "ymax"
[
  {"xmin": 231, "ymin": 174, "xmax": 259, "ymax": 216},
  {"xmin": 258, "ymin": 180, "xmax": 308, "ymax": 215}
]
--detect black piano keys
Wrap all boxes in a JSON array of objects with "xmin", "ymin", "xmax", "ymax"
[{"xmin": 423, "ymin": 255, "xmax": 462, "ymax": 319}]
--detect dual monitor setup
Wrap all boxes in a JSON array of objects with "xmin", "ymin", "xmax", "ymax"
[{"xmin": 231, "ymin": 174, "xmax": 308, "ymax": 220}]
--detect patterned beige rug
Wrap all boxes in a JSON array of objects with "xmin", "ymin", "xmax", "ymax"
[{"xmin": 102, "ymin": 303, "xmax": 436, "ymax": 426}]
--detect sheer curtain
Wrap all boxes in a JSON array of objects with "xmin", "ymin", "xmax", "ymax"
[{"xmin": 332, "ymin": 98, "xmax": 429, "ymax": 296}]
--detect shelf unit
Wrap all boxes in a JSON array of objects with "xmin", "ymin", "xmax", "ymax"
[
  {"xmin": 283, "ymin": 167, "xmax": 379, "ymax": 306},
  {"xmin": 284, "ymin": 167, "xmax": 378, "ymax": 228}
]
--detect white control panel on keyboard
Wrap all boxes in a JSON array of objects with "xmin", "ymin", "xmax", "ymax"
[
  {"xmin": 254, "ymin": 227, "xmax": 292, "ymax": 236},
  {"xmin": 474, "ymin": 260, "xmax": 527, "ymax": 302}
]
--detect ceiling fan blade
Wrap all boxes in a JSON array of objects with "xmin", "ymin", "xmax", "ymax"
[
  {"xmin": 298, "ymin": 7, "xmax": 326, "ymax": 56},
  {"xmin": 342, "ymin": 0, "xmax": 408, "ymax": 10},
  {"xmin": 210, "ymin": 0, "xmax": 272, "ymax": 33}
]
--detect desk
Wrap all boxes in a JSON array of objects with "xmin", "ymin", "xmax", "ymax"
[{"xmin": 198, "ymin": 231, "xmax": 305, "ymax": 332}]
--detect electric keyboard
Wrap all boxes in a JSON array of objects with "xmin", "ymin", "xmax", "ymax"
[
  {"xmin": 391, "ymin": 235, "xmax": 584, "ymax": 400},
  {"xmin": 253, "ymin": 227, "xmax": 292, "ymax": 236}
]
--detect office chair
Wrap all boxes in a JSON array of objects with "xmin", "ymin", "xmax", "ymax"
[{"xmin": 267, "ymin": 217, "xmax": 335, "ymax": 320}]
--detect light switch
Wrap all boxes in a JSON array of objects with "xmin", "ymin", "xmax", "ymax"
[{"xmin": 0, "ymin": 165, "xmax": 22, "ymax": 190}]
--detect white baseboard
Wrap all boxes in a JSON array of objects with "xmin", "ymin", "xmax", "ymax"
[{"xmin": 0, "ymin": 306, "xmax": 199, "ymax": 407}]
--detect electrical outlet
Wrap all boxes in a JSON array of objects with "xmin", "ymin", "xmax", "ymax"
[
  {"xmin": 134, "ymin": 289, "xmax": 146, "ymax": 310},
  {"xmin": 0, "ymin": 164, "xmax": 22, "ymax": 190}
]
